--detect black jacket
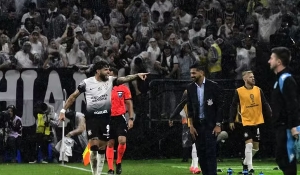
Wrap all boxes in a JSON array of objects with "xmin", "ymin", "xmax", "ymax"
[
  {"xmin": 270, "ymin": 69, "xmax": 300, "ymax": 129},
  {"xmin": 186, "ymin": 78, "xmax": 224, "ymax": 129}
]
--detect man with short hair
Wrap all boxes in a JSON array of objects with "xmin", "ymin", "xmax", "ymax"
[
  {"xmin": 187, "ymin": 61, "xmax": 224, "ymax": 175},
  {"xmin": 229, "ymin": 70, "xmax": 271, "ymax": 174},
  {"xmin": 106, "ymin": 67, "xmax": 134, "ymax": 175},
  {"xmin": 268, "ymin": 47, "xmax": 300, "ymax": 175},
  {"xmin": 59, "ymin": 60, "xmax": 148, "ymax": 175}
]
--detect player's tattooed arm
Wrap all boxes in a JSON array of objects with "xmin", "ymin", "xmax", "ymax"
[
  {"xmin": 63, "ymin": 90, "xmax": 81, "ymax": 110},
  {"xmin": 116, "ymin": 73, "xmax": 148, "ymax": 85}
]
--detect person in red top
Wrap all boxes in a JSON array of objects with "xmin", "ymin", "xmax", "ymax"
[{"xmin": 106, "ymin": 67, "xmax": 134, "ymax": 175}]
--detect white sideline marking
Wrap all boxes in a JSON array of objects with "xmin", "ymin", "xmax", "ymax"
[
  {"xmin": 171, "ymin": 165, "xmax": 276, "ymax": 170},
  {"xmin": 60, "ymin": 164, "xmax": 108, "ymax": 174}
]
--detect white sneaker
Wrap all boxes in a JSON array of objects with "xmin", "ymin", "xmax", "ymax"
[
  {"xmin": 41, "ymin": 160, "xmax": 48, "ymax": 164},
  {"xmin": 29, "ymin": 160, "xmax": 37, "ymax": 164}
]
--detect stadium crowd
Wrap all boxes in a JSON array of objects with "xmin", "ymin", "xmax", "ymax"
[{"xmin": 1, "ymin": 0, "xmax": 300, "ymax": 165}]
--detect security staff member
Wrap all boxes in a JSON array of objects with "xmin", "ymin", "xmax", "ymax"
[
  {"xmin": 229, "ymin": 71, "xmax": 272, "ymax": 173},
  {"xmin": 268, "ymin": 47, "xmax": 300, "ymax": 175}
]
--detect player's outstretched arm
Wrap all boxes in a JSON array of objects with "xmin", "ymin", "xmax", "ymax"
[
  {"xmin": 116, "ymin": 73, "xmax": 149, "ymax": 85},
  {"xmin": 59, "ymin": 90, "xmax": 81, "ymax": 121}
]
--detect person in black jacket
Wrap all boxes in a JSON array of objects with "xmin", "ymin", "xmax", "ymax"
[
  {"xmin": 268, "ymin": 47, "xmax": 300, "ymax": 175},
  {"xmin": 186, "ymin": 61, "xmax": 224, "ymax": 175}
]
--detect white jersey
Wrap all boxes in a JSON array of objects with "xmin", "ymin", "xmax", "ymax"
[{"xmin": 78, "ymin": 76, "xmax": 116, "ymax": 117}]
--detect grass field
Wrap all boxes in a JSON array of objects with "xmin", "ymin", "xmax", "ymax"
[{"xmin": 0, "ymin": 159, "xmax": 299, "ymax": 175}]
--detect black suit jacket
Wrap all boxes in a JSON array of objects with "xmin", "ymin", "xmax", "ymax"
[{"xmin": 186, "ymin": 78, "xmax": 223, "ymax": 129}]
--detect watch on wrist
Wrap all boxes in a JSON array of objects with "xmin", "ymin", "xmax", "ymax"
[
  {"xmin": 216, "ymin": 123, "xmax": 221, "ymax": 127},
  {"xmin": 129, "ymin": 118, "xmax": 134, "ymax": 121}
]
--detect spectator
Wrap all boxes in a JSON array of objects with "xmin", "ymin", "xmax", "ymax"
[
  {"xmin": 151, "ymin": 0, "xmax": 174, "ymax": 22},
  {"xmin": 57, "ymin": 26, "xmax": 87, "ymax": 67},
  {"xmin": 83, "ymin": 21, "xmax": 102, "ymax": 48},
  {"xmin": 217, "ymin": 15, "xmax": 234, "ymax": 38},
  {"xmin": 0, "ymin": 52, "xmax": 11, "ymax": 69},
  {"xmin": 174, "ymin": 7, "xmax": 192, "ymax": 28},
  {"xmin": 204, "ymin": 35, "xmax": 222, "ymax": 79},
  {"xmin": 178, "ymin": 27, "xmax": 190, "ymax": 45},
  {"xmin": 110, "ymin": 0, "xmax": 130, "ymax": 42},
  {"xmin": 45, "ymin": 0, "xmax": 67, "ymax": 39},
  {"xmin": 80, "ymin": 5, "xmax": 104, "ymax": 33},
  {"xmin": 15, "ymin": 41, "xmax": 38, "ymax": 68},
  {"xmin": 222, "ymin": 1, "xmax": 243, "ymax": 26},
  {"xmin": 133, "ymin": 11, "xmax": 155, "ymax": 50},
  {"xmin": 5, "ymin": 105, "xmax": 22, "ymax": 163},
  {"xmin": 30, "ymin": 30, "xmax": 45, "ymax": 63},
  {"xmin": 0, "ymin": 7, "xmax": 20, "ymax": 38},
  {"xmin": 147, "ymin": 38, "xmax": 161, "ymax": 75},
  {"xmin": 177, "ymin": 42, "xmax": 196, "ymax": 80},
  {"xmin": 125, "ymin": 0, "xmax": 150, "ymax": 31},
  {"xmin": 155, "ymin": 44, "xmax": 179, "ymax": 79},
  {"xmin": 99, "ymin": 24, "xmax": 119, "ymax": 50},
  {"xmin": 0, "ymin": 34, "xmax": 10, "ymax": 54},
  {"xmin": 167, "ymin": 33, "xmax": 181, "ymax": 55},
  {"xmin": 189, "ymin": 16, "xmax": 207, "ymax": 41},
  {"xmin": 253, "ymin": 5, "xmax": 285, "ymax": 43},
  {"xmin": 21, "ymin": 2, "xmax": 41, "ymax": 24},
  {"xmin": 43, "ymin": 39, "xmax": 67, "ymax": 69}
]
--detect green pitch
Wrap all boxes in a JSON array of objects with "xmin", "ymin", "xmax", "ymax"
[{"xmin": 0, "ymin": 159, "xmax": 299, "ymax": 175}]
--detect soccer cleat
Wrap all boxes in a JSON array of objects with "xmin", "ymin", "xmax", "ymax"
[
  {"xmin": 189, "ymin": 167, "xmax": 194, "ymax": 173},
  {"xmin": 249, "ymin": 169, "xmax": 255, "ymax": 173},
  {"xmin": 116, "ymin": 163, "xmax": 122, "ymax": 174},
  {"xmin": 107, "ymin": 169, "xmax": 114, "ymax": 174},
  {"xmin": 192, "ymin": 167, "xmax": 201, "ymax": 174}
]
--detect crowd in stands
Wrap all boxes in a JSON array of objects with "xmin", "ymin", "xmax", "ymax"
[{"xmin": 0, "ymin": 0, "xmax": 299, "ymax": 82}]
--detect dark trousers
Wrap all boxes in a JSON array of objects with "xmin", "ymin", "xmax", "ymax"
[
  {"xmin": 22, "ymin": 125, "xmax": 36, "ymax": 162},
  {"xmin": 6, "ymin": 136, "xmax": 21, "ymax": 161},
  {"xmin": 194, "ymin": 123, "xmax": 217, "ymax": 175},
  {"xmin": 36, "ymin": 133, "xmax": 51, "ymax": 161},
  {"xmin": 275, "ymin": 126, "xmax": 297, "ymax": 175}
]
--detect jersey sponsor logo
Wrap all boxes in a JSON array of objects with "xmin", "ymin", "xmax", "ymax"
[
  {"xmin": 91, "ymin": 94, "xmax": 108, "ymax": 102},
  {"xmin": 94, "ymin": 110, "xmax": 108, "ymax": 114}
]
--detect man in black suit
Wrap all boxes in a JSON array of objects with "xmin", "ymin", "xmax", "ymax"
[{"xmin": 187, "ymin": 61, "xmax": 224, "ymax": 175}]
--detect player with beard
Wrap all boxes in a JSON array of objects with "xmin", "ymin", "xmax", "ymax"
[
  {"xmin": 229, "ymin": 71, "xmax": 272, "ymax": 174},
  {"xmin": 268, "ymin": 47, "xmax": 300, "ymax": 175},
  {"xmin": 186, "ymin": 61, "xmax": 223, "ymax": 175},
  {"xmin": 58, "ymin": 60, "xmax": 148, "ymax": 175}
]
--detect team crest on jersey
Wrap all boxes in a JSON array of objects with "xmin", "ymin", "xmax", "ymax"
[
  {"xmin": 118, "ymin": 92, "xmax": 123, "ymax": 97},
  {"xmin": 207, "ymin": 99, "xmax": 213, "ymax": 106},
  {"xmin": 87, "ymin": 130, "xmax": 92, "ymax": 136}
]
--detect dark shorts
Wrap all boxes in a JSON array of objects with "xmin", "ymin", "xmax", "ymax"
[
  {"xmin": 243, "ymin": 125, "xmax": 260, "ymax": 142},
  {"xmin": 109, "ymin": 114, "xmax": 128, "ymax": 139},
  {"xmin": 86, "ymin": 114, "xmax": 110, "ymax": 141}
]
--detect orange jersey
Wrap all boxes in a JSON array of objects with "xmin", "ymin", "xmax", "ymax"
[
  {"xmin": 111, "ymin": 85, "xmax": 132, "ymax": 116},
  {"xmin": 237, "ymin": 86, "xmax": 264, "ymax": 126}
]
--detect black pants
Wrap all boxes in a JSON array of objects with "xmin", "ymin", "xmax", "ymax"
[
  {"xmin": 36, "ymin": 133, "xmax": 51, "ymax": 161},
  {"xmin": 194, "ymin": 123, "xmax": 217, "ymax": 175},
  {"xmin": 6, "ymin": 136, "xmax": 22, "ymax": 161},
  {"xmin": 275, "ymin": 126, "xmax": 297, "ymax": 175}
]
